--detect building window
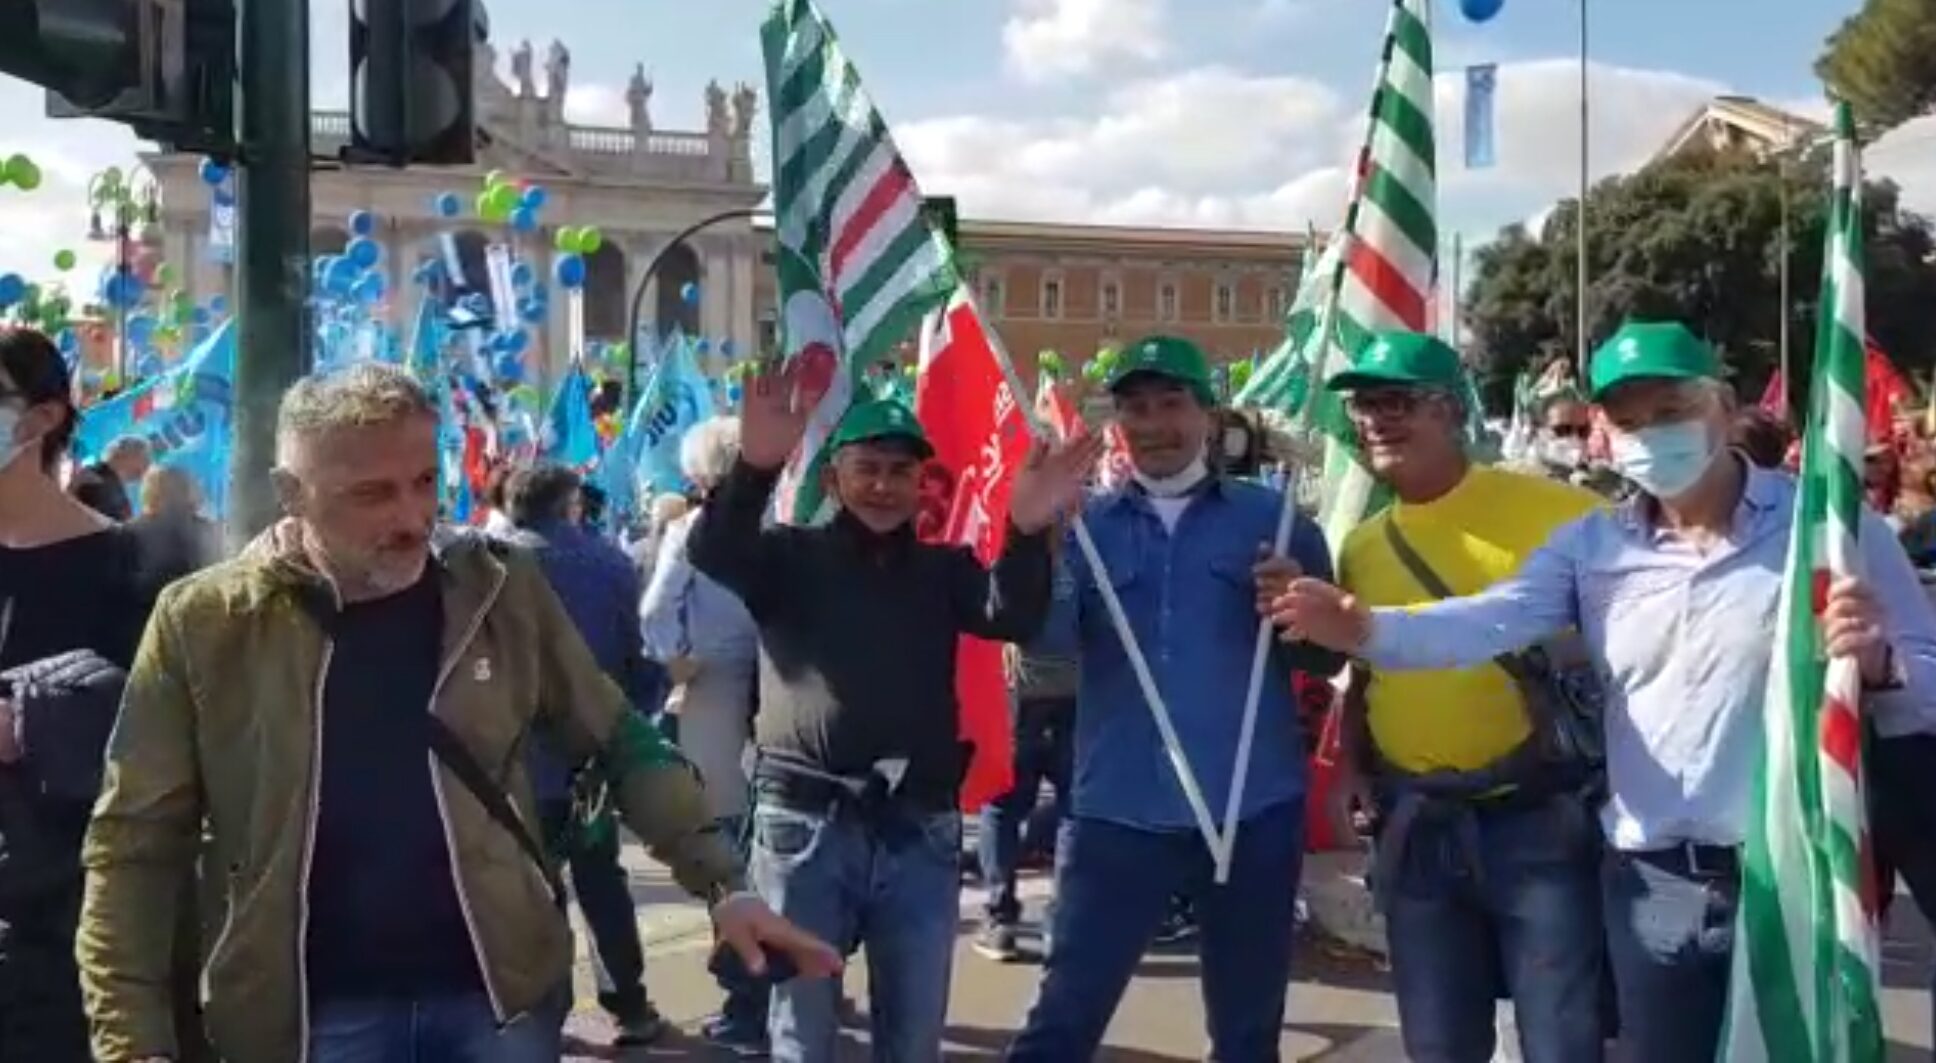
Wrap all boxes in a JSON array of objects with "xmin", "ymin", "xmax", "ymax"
[
  {"xmin": 982, "ymin": 274, "xmax": 1005, "ymax": 317},
  {"xmin": 1102, "ymin": 279, "xmax": 1121, "ymax": 318},
  {"xmin": 1215, "ymin": 283, "xmax": 1235, "ymax": 323},
  {"xmin": 1042, "ymin": 277, "xmax": 1063, "ymax": 320},
  {"xmin": 1268, "ymin": 286, "xmax": 1286, "ymax": 321},
  {"xmin": 1159, "ymin": 282, "xmax": 1178, "ymax": 323}
]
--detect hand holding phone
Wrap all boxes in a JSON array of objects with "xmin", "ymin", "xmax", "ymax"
[{"xmin": 709, "ymin": 940, "xmax": 803, "ymax": 987}]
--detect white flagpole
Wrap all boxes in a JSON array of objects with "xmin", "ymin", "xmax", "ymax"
[{"xmin": 952, "ymin": 283, "xmax": 1226, "ymax": 858}]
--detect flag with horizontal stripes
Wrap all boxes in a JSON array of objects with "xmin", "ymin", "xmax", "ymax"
[
  {"xmin": 1723, "ymin": 99, "xmax": 1884, "ymax": 1063},
  {"xmin": 762, "ymin": 0, "xmax": 959, "ymax": 523},
  {"xmin": 1308, "ymin": 0, "xmax": 1438, "ymax": 550}
]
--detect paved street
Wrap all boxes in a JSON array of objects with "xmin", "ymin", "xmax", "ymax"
[{"xmin": 562, "ymin": 839, "xmax": 1936, "ymax": 1061}]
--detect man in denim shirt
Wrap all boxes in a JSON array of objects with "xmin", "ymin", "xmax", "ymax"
[{"xmin": 1009, "ymin": 336, "xmax": 1344, "ymax": 1062}]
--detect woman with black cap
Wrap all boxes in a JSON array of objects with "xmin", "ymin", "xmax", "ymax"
[{"xmin": 0, "ymin": 327, "xmax": 155, "ymax": 1061}]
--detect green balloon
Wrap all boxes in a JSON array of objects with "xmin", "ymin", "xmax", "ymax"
[
  {"xmin": 4, "ymin": 154, "xmax": 37, "ymax": 190},
  {"xmin": 484, "ymin": 169, "xmax": 508, "ymax": 190},
  {"xmin": 155, "ymin": 262, "xmax": 178, "ymax": 285},
  {"xmin": 483, "ymin": 184, "xmax": 519, "ymax": 222},
  {"xmin": 554, "ymin": 226, "xmax": 577, "ymax": 252},
  {"xmin": 578, "ymin": 227, "xmax": 603, "ymax": 254},
  {"xmin": 53, "ymin": 249, "xmax": 75, "ymax": 270}
]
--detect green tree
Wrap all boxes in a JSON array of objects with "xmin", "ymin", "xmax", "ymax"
[
  {"xmin": 1818, "ymin": 0, "xmax": 1936, "ymax": 134},
  {"xmin": 1462, "ymin": 151, "xmax": 1936, "ymax": 415}
]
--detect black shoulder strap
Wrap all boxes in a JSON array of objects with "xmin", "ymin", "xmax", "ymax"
[
  {"xmin": 424, "ymin": 715, "xmax": 567, "ymax": 909},
  {"xmin": 1380, "ymin": 518, "xmax": 1533, "ymax": 682}
]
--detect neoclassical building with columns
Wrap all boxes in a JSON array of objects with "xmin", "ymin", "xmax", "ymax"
[{"xmin": 142, "ymin": 35, "xmax": 767, "ymax": 392}]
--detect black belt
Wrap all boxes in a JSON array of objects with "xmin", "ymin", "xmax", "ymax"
[
  {"xmin": 1627, "ymin": 842, "xmax": 1740, "ymax": 879},
  {"xmin": 752, "ymin": 763, "xmax": 952, "ymax": 816}
]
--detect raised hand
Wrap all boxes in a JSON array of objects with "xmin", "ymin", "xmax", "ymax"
[
  {"xmin": 738, "ymin": 360, "xmax": 819, "ymax": 471},
  {"xmin": 1269, "ymin": 577, "xmax": 1373, "ymax": 653},
  {"xmin": 1009, "ymin": 431, "xmax": 1108, "ymax": 534}
]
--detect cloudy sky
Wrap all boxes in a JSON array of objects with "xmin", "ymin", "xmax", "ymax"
[{"xmin": 1, "ymin": 0, "xmax": 1931, "ymax": 287}]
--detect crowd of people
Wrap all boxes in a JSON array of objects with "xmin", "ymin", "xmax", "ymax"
[{"xmin": 4, "ymin": 315, "xmax": 1936, "ymax": 1063}]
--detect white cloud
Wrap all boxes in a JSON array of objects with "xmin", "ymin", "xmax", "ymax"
[
  {"xmin": 563, "ymin": 84, "xmax": 630, "ymax": 128},
  {"xmin": 1871, "ymin": 116, "xmax": 1936, "ymax": 217},
  {"xmin": 1250, "ymin": 0, "xmax": 1313, "ymax": 27},
  {"xmin": 1002, "ymin": 0, "xmax": 1168, "ymax": 83}
]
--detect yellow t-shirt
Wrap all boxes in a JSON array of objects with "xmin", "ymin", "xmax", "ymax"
[{"xmin": 1337, "ymin": 465, "xmax": 1604, "ymax": 773}]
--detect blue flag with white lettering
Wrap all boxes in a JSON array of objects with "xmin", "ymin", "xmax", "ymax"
[{"xmin": 74, "ymin": 319, "xmax": 237, "ymax": 517}]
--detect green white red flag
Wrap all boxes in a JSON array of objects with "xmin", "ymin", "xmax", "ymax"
[
  {"xmin": 1723, "ymin": 100, "xmax": 1884, "ymax": 1063},
  {"xmin": 761, "ymin": 0, "xmax": 958, "ymax": 523}
]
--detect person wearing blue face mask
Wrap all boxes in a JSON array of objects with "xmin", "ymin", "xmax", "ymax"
[{"xmin": 1268, "ymin": 320, "xmax": 1936, "ymax": 1063}]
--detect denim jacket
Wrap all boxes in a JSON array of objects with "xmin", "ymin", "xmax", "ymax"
[{"xmin": 1040, "ymin": 477, "xmax": 1343, "ymax": 831}]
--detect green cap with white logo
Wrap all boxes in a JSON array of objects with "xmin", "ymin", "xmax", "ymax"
[
  {"xmin": 1105, "ymin": 335, "xmax": 1217, "ymax": 407},
  {"xmin": 1588, "ymin": 321, "xmax": 1721, "ymax": 400},
  {"xmin": 1325, "ymin": 330, "xmax": 1465, "ymax": 392},
  {"xmin": 829, "ymin": 398, "xmax": 934, "ymax": 459}
]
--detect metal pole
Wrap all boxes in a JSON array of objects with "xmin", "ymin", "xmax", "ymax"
[
  {"xmin": 1576, "ymin": 0, "xmax": 1590, "ymax": 357},
  {"xmin": 621, "ymin": 206, "xmax": 761, "ymax": 408},
  {"xmin": 1778, "ymin": 119, "xmax": 1792, "ymax": 418},
  {"xmin": 228, "ymin": 0, "xmax": 312, "ymax": 548}
]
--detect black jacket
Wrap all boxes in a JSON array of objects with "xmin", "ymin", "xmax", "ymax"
[
  {"xmin": 690, "ymin": 461, "xmax": 1051, "ymax": 806},
  {"xmin": 0, "ymin": 650, "xmax": 128, "ymax": 903},
  {"xmin": 68, "ymin": 462, "xmax": 132, "ymax": 522}
]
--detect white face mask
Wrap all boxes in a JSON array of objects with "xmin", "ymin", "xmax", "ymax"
[
  {"xmin": 1132, "ymin": 454, "xmax": 1209, "ymax": 498},
  {"xmin": 1539, "ymin": 436, "xmax": 1585, "ymax": 469},
  {"xmin": 1608, "ymin": 419, "xmax": 1719, "ymax": 499},
  {"xmin": 0, "ymin": 405, "xmax": 26, "ymax": 472}
]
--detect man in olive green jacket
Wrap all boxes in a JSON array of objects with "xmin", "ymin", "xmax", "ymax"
[{"xmin": 76, "ymin": 364, "xmax": 837, "ymax": 1063}]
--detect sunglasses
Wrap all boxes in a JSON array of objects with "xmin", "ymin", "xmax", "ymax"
[{"xmin": 1344, "ymin": 390, "xmax": 1433, "ymax": 421}]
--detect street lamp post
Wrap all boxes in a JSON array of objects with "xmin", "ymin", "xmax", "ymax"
[
  {"xmin": 1576, "ymin": 0, "xmax": 1590, "ymax": 360},
  {"xmin": 85, "ymin": 165, "xmax": 159, "ymax": 387},
  {"xmin": 622, "ymin": 206, "xmax": 763, "ymax": 409}
]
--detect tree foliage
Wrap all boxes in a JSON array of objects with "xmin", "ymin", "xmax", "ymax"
[
  {"xmin": 1462, "ymin": 150, "xmax": 1936, "ymax": 413},
  {"xmin": 1818, "ymin": 0, "xmax": 1936, "ymax": 134}
]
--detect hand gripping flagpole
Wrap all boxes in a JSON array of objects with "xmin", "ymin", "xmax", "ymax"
[
  {"xmin": 1212, "ymin": 0, "xmax": 1410, "ymax": 882},
  {"xmin": 950, "ymin": 285, "xmax": 1226, "ymax": 859}
]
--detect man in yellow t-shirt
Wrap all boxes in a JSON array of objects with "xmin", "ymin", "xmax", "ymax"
[{"xmin": 1327, "ymin": 331, "xmax": 1606, "ymax": 1063}]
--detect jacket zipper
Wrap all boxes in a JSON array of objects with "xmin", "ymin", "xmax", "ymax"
[
  {"xmin": 294, "ymin": 639, "xmax": 334, "ymax": 1063},
  {"xmin": 425, "ymin": 563, "xmax": 512, "ymax": 1024}
]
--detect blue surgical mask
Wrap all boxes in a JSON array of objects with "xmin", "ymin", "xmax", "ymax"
[{"xmin": 1607, "ymin": 419, "xmax": 1717, "ymax": 499}]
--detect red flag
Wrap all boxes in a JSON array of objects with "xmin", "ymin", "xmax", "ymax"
[
  {"xmin": 913, "ymin": 293, "xmax": 1033, "ymax": 812},
  {"xmin": 1865, "ymin": 338, "xmax": 1910, "ymax": 442},
  {"xmin": 1035, "ymin": 378, "xmax": 1084, "ymax": 442},
  {"xmin": 1759, "ymin": 370, "xmax": 1789, "ymax": 419}
]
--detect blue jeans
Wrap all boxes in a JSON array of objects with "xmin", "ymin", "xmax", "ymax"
[
  {"xmin": 308, "ymin": 992, "xmax": 562, "ymax": 1062},
  {"xmin": 1377, "ymin": 793, "xmax": 1605, "ymax": 1063},
  {"xmin": 978, "ymin": 696, "xmax": 1074, "ymax": 924},
  {"xmin": 1601, "ymin": 850, "xmax": 1737, "ymax": 1063},
  {"xmin": 1008, "ymin": 802, "xmax": 1304, "ymax": 1063},
  {"xmin": 748, "ymin": 798, "xmax": 961, "ymax": 1063}
]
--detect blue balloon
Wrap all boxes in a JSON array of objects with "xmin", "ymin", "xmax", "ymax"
[
  {"xmin": 434, "ymin": 192, "xmax": 462, "ymax": 218},
  {"xmin": 353, "ymin": 272, "xmax": 386, "ymax": 304},
  {"xmin": 190, "ymin": 306, "xmax": 212, "ymax": 325},
  {"xmin": 324, "ymin": 257, "xmax": 359, "ymax": 297},
  {"xmin": 495, "ymin": 349, "xmax": 526, "ymax": 383},
  {"xmin": 348, "ymin": 210, "xmax": 376, "ymax": 237},
  {"xmin": 504, "ymin": 329, "xmax": 528, "ymax": 355},
  {"xmin": 126, "ymin": 314, "xmax": 156, "ymax": 344},
  {"xmin": 680, "ymin": 281, "xmax": 700, "ymax": 306},
  {"xmin": 0, "ymin": 273, "xmax": 26, "ymax": 306},
  {"xmin": 208, "ymin": 294, "xmax": 228, "ymax": 314},
  {"xmin": 554, "ymin": 253, "xmax": 586, "ymax": 290},
  {"xmin": 520, "ymin": 185, "xmax": 548, "ymax": 211},
  {"xmin": 720, "ymin": 339, "xmax": 737, "ymax": 358},
  {"xmin": 56, "ymin": 329, "xmax": 77, "ymax": 353},
  {"xmin": 696, "ymin": 339, "xmax": 711, "ymax": 354},
  {"xmin": 198, "ymin": 157, "xmax": 228, "ymax": 186},
  {"xmin": 726, "ymin": 384, "xmax": 743, "ymax": 405},
  {"xmin": 518, "ymin": 297, "xmax": 546, "ymax": 324},
  {"xmin": 510, "ymin": 206, "xmax": 538, "ymax": 233},
  {"xmin": 134, "ymin": 351, "xmax": 163, "ymax": 377},
  {"xmin": 510, "ymin": 262, "xmax": 534, "ymax": 288},
  {"xmin": 346, "ymin": 237, "xmax": 381, "ymax": 270},
  {"xmin": 1459, "ymin": 0, "xmax": 1504, "ymax": 21}
]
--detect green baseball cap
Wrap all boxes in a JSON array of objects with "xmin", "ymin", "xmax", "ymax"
[
  {"xmin": 829, "ymin": 398, "xmax": 934, "ymax": 459},
  {"xmin": 1588, "ymin": 321, "xmax": 1721, "ymax": 400},
  {"xmin": 1325, "ymin": 330, "xmax": 1465, "ymax": 392},
  {"xmin": 1105, "ymin": 335, "xmax": 1217, "ymax": 407}
]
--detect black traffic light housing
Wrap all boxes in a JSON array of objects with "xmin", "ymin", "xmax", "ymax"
[
  {"xmin": 0, "ymin": 0, "xmax": 237, "ymax": 154},
  {"xmin": 349, "ymin": 0, "xmax": 480, "ymax": 166}
]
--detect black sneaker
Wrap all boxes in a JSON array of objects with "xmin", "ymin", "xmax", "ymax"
[
  {"xmin": 972, "ymin": 920, "xmax": 1022, "ymax": 962},
  {"xmin": 701, "ymin": 1014, "xmax": 771, "ymax": 1057},
  {"xmin": 1150, "ymin": 909, "xmax": 1199, "ymax": 947},
  {"xmin": 614, "ymin": 1003, "xmax": 671, "ymax": 1046}
]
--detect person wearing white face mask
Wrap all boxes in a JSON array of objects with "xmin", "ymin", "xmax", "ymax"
[{"xmin": 1268, "ymin": 320, "xmax": 1936, "ymax": 1063}]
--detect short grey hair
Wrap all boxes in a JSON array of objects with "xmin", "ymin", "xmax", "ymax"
[
  {"xmin": 680, "ymin": 416, "xmax": 741, "ymax": 489},
  {"xmin": 276, "ymin": 363, "xmax": 437, "ymax": 468}
]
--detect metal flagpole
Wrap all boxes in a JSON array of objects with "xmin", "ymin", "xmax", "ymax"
[
  {"xmin": 1576, "ymin": 0, "xmax": 1590, "ymax": 357},
  {"xmin": 1778, "ymin": 115, "xmax": 1792, "ymax": 417}
]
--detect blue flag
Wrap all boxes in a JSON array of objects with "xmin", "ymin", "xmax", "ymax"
[
  {"xmin": 598, "ymin": 334, "xmax": 712, "ymax": 519},
  {"xmin": 407, "ymin": 296, "xmax": 446, "ymax": 382},
  {"xmin": 1465, "ymin": 63, "xmax": 1498, "ymax": 170},
  {"xmin": 74, "ymin": 319, "xmax": 237, "ymax": 518},
  {"xmin": 543, "ymin": 362, "xmax": 600, "ymax": 470}
]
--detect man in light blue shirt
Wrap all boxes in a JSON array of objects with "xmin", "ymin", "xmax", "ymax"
[{"xmin": 1271, "ymin": 321, "xmax": 1936, "ymax": 1063}]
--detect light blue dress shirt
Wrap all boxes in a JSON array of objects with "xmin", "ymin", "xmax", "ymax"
[
  {"xmin": 640, "ymin": 510, "xmax": 759, "ymax": 670},
  {"xmin": 1361, "ymin": 460, "xmax": 1936, "ymax": 852}
]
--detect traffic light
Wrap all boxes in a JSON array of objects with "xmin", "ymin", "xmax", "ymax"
[
  {"xmin": 0, "ymin": 0, "xmax": 236, "ymax": 153},
  {"xmin": 923, "ymin": 195, "xmax": 960, "ymax": 250},
  {"xmin": 350, "ymin": 0, "xmax": 479, "ymax": 166}
]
